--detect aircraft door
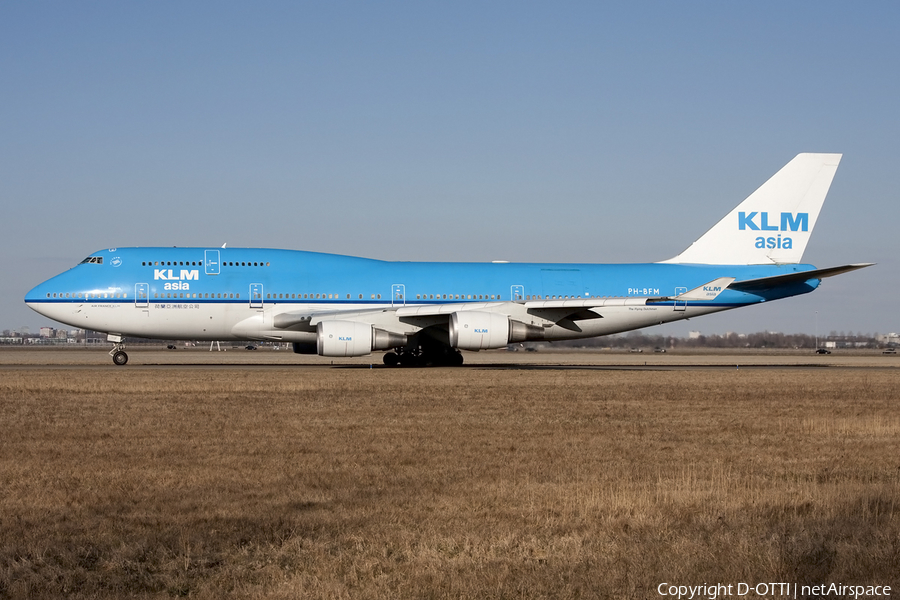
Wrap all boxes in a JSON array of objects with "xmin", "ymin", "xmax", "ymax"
[
  {"xmin": 135, "ymin": 283, "xmax": 149, "ymax": 308},
  {"xmin": 674, "ymin": 287, "xmax": 687, "ymax": 311},
  {"xmin": 205, "ymin": 250, "xmax": 220, "ymax": 275},
  {"xmin": 250, "ymin": 283, "xmax": 263, "ymax": 309},
  {"xmin": 392, "ymin": 284, "xmax": 405, "ymax": 307},
  {"xmin": 511, "ymin": 285, "xmax": 524, "ymax": 301}
]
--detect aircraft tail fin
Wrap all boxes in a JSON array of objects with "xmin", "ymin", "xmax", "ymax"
[{"xmin": 660, "ymin": 153, "xmax": 842, "ymax": 265}]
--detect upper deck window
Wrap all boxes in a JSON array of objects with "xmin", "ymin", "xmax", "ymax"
[{"xmin": 79, "ymin": 256, "xmax": 103, "ymax": 265}]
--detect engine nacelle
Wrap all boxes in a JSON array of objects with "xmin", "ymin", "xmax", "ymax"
[
  {"xmin": 316, "ymin": 321, "xmax": 407, "ymax": 357},
  {"xmin": 449, "ymin": 311, "xmax": 511, "ymax": 350},
  {"xmin": 449, "ymin": 311, "xmax": 545, "ymax": 350},
  {"xmin": 317, "ymin": 321, "xmax": 373, "ymax": 357}
]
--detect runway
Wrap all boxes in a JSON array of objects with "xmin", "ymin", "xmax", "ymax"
[{"xmin": 1, "ymin": 346, "xmax": 897, "ymax": 370}]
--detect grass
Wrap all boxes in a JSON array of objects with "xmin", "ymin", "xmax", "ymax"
[{"xmin": 0, "ymin": 360, "xmax": 898, "ymax": 598}]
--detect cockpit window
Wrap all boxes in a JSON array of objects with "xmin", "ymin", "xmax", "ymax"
[{"xmin": 79, "ymin": 256, "xmax": 103, "ymax": 265}]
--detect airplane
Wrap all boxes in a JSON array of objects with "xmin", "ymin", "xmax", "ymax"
[{"xmin": 25, "ymin": 153, "xmax": 871, "ymax": 366}]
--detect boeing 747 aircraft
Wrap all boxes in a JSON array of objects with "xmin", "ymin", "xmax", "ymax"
[{"xmin": 26, "ymin": 153, "xmax": 871, "ymax": 366}]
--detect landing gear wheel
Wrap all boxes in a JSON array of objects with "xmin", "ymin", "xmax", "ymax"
[
  {"xmin": 112, "ymin": 351, "xmax": 128, "ymax": 366},
  {"xmin": 383, "ymin": 352, "xmax": 399, "ymax": 367}
]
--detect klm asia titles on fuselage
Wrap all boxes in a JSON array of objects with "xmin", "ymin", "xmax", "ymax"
[{"xmin": 154, "ymin": 268, "xmax": 199, "ymax": 291}]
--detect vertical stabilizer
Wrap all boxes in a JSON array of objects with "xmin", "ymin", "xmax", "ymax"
[{"xmin": 660, "ymin": 153, "xmax": 841, "ymax": 265}]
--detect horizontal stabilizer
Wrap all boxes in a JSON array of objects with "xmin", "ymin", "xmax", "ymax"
[{"xmin": 728, "ymin": 263, "xmax": 874, "ymax": 292}]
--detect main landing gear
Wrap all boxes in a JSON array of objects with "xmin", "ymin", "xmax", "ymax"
[
  {"xmin": 382, "ymin": 346, "xmax": 464, "ymax": 367},
  {"xmin": 108, "ymin": 334, "xmax": 128, "ymax": 366}
]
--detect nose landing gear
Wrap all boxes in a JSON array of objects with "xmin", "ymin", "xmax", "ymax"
[{"xmin": 108, "ymin": 334, "xmax": 128, "ymax": 366}]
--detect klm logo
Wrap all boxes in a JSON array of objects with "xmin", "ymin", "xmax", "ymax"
[
  {"xmin": 703, "ymin": 286, "xmax": 722, "ymax": 293},
  {"xmin": 154, "ymin": 269, "xmax": 199, "ymax": 281},
  {"xmin": 339, "ymin": 336, "xmax": 353, "ymax": 342},
  {"xmin": 474, "ymin": 328, "xmax": 488, "ymax": 334},
  {"xmin": 738, "ymin": 212, "xmax": 808, "ymax": 250},
  {"xmin": 155, "ymin": 269, "xmax": 199, "ymax": 291}
]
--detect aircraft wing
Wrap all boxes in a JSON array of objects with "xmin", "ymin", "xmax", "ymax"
[
  {"xmin": 271, "ymin": 277, "xmax": 736, "ymax": 333},
  {"xmin": 273, "ymin": 301, "xmax": 517, "ymax": 331}
]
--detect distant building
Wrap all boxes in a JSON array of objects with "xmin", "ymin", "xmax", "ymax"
[
  {"xmin": 689, "ymin": 331, "xmax": 701, "ymax": 339},
  {"xmin": 825, "ymin": 335, "xmax": 872, "ymax": 349},
  {"xmin": 40, "ymin": 327, "xmax": 54, "ymax": 338},
  {"xmin": 876, "ymin": 333, "xmax": 899, "ymax": 347}
]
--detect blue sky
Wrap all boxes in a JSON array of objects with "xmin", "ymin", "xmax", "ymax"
[{"xmin": 2, "ymin": 2, "xmax": 897, "ymax": 336}]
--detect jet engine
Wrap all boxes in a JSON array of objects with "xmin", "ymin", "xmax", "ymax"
[
  {"xmin": 449, "ymin": 311, "xmax": 544, "ymax": 350},
  {"xmin": 316, "ymin": 321, "xmax": 407, "ymax": 357}
]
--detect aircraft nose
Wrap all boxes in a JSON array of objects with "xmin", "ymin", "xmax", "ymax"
[
  {"xmin": 25, "ymin": 280, "xmax": 52, "ymax": 315},
  {"xmin": 25, "ymin": 280, "xmax": 46, "ymax": 302}
]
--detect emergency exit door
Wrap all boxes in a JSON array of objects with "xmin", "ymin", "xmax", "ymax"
[
  {"xmin": 135, "ymin": 283, "xmax": 149, "ymax": 308},
  {"xmin": 250, "ymin": 283, "xmax": 263, "ymax": 308}
]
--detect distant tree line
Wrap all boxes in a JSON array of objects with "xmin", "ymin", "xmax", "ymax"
[{"xmin": 537, "ymin": 330, "xmax": 882, "ymax": 350}]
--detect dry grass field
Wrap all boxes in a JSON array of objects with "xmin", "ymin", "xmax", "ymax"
[{"xmin": 1, "ymin": 348, "xmax": 898, "ymax": 599}]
